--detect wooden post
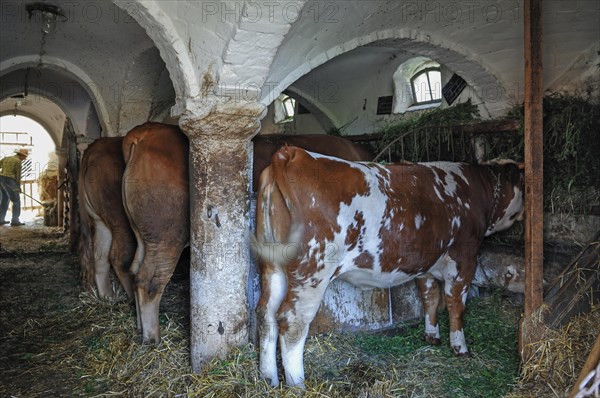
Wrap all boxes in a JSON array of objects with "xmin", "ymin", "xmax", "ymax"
[{"xmin": 520, "ymin": 0, "xmax": 545, "ymax": 357}]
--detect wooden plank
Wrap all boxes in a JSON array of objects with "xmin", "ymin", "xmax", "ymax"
[
  {"xmin": 461, "ymin": 119, "xmax": 521, "ymax": 134},
  {"xmin": 345, "ymin": 119, "xmax": 520, "ymax": 143},
  {"xmin": 523, "ymin": 0, "xmax": 544, "ymax": 318}
]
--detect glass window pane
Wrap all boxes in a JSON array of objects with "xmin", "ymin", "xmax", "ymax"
[
  {"xmin": 428, "ymin": 70, "xmax": 442, "ymax": 101},
  {"xmin": 283, "ymin": 98, "xmax": 295, "ymax": 118},
  {"xmin": 413, "ymin": 73, "xmax": 430, "ymax": 102}
]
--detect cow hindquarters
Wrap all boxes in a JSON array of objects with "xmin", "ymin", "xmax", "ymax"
[
  {"xmin": 278, "ymin": 278, "xmax": 330, "ymax": 388},
  {"xmin": 257, "ymin": 264, "xmax": 288, "ymax": 387}
]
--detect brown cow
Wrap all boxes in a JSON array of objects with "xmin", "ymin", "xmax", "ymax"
[
  {"xmin": 79, "ymin": 137, "xmax": 135, "ymax": 299},
  {"xmin": 120, "ymin": 123, "xmax": 373, "ymax": 344},
  {"xmin": 254, "ymin": 146, "xmax": 524, "ymax": 387}
]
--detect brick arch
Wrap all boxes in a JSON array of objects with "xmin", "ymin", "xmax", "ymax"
[
  {"xmin": 218, "ymin": 1, "xmax": 307, "ymax": 103},
  {"xmin": 0, "ymin": 57, "xmax": 106, "ymax": 137},
  {"xmin": 111, "ymin": 0, "xmax": 200, "ymax": 114}
]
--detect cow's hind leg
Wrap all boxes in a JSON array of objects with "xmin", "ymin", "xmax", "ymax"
[
  {"xmin": 92, "ymin": 219, "xmax": 113, "ymax": 298},
  {"xmin": 133, "ymin": 244, "xmax": 183, "ymax": 344},
  {"xmin": 416, "ymin": 275, "xmax": 441, "ymax": 345},
  {"xmin": 443, "ymin": 255, "xmax": 476, "ymax": 356},
  {"xmin": 277, "ymin": 278, "xmax": 330, "ymax": 388},
  {"xmin": 129, "ymin": 233, "xmax": 145, "ymax": 334},
  {"xmin": 109, "ymin": 229, "xmax": 136, "ymax": 300},
  {"xmin": 257, "ymin": 264, "xmax": 287, "ymax": 387}
]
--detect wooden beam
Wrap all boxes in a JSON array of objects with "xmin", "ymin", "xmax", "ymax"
[
  {"xmin": 519, "ymin": 0, "xmax": 546, "ymax": 360},
  {"xmin": 345, "ymin": 119, "xmax": 521, "ymax": 143},
  {"xmin": 523, "ymin": 0, "xmax": 544, "ymax": 319},
  {"xmin": 460, "ymin": 119, "xmax": 521, "ymax": 134}
]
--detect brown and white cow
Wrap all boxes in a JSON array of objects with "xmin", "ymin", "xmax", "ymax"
[
  {"xmin": 254, "ymin": 146, "xmax": 524, "ymax": 387},
  {"xmin": 120, "ymin": 123, "xmax": 372, "ymax": 344},
  {"xmin": 79, "ymin": 137, "xmax": 135, "ymax": 299}
]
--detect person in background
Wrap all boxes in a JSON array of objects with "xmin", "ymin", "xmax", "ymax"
[{"xmin": 0, "ymin": 148, "xmax": 29, "ymax": 226}]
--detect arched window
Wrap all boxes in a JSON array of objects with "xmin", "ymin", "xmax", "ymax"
[
  {"xmin": 274, "ymin": 94, "xmax": 296, "ymax": 124},
  {"xmin": 411, "ymin": 68, "xmax": 442, "ymax": 105},
  {"xmin": 392, "ymin": 57, "xmax": 441, "ymax": 113}
]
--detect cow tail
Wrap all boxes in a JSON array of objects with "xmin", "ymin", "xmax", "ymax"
[
  {"xmin": 77, "ymin": 155, "xmax": 96, "ymax": 292},
  {"xmin": 122, "ymin": 134, "xmax": 136, "ymax": 165},
  {"xmin": 252, "ymin": 159, "xmax": 303, "ymax": 268},
  {"xmin": 121, "ymin": 137, "xmax": 136, "ymax": 221}
]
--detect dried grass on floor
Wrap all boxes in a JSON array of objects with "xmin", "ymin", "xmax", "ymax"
[
  {"xmin": 506, "ymin": 305, "xmax": 600, "ymax": 398},
  {"xmin": 7, "ymin": 262, "xmax": 594, "ymax": 397},
  {"xmin": 76, "ymin": 287, "xmax": 192, "ymax": 397},
  {"xmin": 74, "ymin": 290, "xmax": 523, "ymax": 398}
]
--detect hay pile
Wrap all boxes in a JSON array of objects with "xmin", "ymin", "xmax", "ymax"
[
  {"xmin": 39, "ymin": 278, "xmax": 597, "ymax": 397},
  {"xmin": 507, "ymin": 305, "xmax": 600, "ymax": 398},
  {"xmin": 374, "ymin": 99, "xmax": 481, "ymax": 163},
  {"xmin": 78, "ymin": 296, "xmax": 190, "ymax": 396},
  {"xmin": 70, "ymin": 287, "xmax": 523, "ymax": 397},
  {"xmin": 6, "ymin": 251, "xmax": 596, "ymax": 397},
  {"xmin": 373, "ymin": 92, "xmax": 600, "ymax": 217},
  {"xmin": 507, "ymin": 92, "xmax": 600, "ymax": 216}
]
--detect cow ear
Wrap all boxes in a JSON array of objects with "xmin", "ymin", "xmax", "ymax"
[{"xmin": 516, "ymin": 162, "xmax": 525, "ymax": 170}]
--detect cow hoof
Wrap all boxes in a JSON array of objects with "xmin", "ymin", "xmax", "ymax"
[
  {"xmin": 142, "ymin": 336, "xmax": 160, "ymax": 345},
  {"xmin": 452, "ymin": 346, "xmax": 470, "ymax": 357},
  {"xmin": 424, "ymin": 335, "xmax": 441, "ymax": 346},
  {"xmin": 263, "ymin": 377, "xmax": 279, "ymax": 388}
]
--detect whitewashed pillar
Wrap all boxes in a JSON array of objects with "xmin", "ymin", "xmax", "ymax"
[{"xmin": 180, "ymin": 100, "xmax": 265, "ymax": 372}]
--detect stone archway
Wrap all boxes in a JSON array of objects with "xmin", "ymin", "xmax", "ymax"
[
  {"xmin": 111, "ymin": 0, "xmax": 201, "ymax": 115},
  {"xmin": 0, "ymin": 60, "xmax": 107, "ymax": 137},
  {"xmin": 261, "ymin": 28, "xmax": 510, "ymax": 118}
]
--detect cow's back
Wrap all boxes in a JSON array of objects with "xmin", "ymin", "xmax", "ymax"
[{"xmin": 252, "ymin": 134, "xmax": 371, "ymax": 192}]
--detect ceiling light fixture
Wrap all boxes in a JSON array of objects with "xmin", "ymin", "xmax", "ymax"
[
  {"xmin": 25, "ymin": 3, "xmax": 67, "ymax": 76},
  {"xmin": 26, "ymin": 3, "xmax": 67, "ymax": 34}
]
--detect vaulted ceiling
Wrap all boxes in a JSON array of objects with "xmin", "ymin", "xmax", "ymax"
[{"xmin": 1, "ymin": 0, "xmax": 598, "ymax": 147}]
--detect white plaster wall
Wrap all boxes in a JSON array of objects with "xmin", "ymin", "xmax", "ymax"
[
  {"xmin": 130, "ymin": 0, "xmax": 304, "ymax": 110},
  {"xmin": 292, "ymin": 112, "xmax": 328, "ymax": 135},
  {"xmin": 289, "ymin": 46, "xmax": 484, "ymax": 136},
  {"xmin": 264, "ymin": 0, "xmax": 600, "ymax": 116}
]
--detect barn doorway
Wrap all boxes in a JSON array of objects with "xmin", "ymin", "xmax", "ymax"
[{"xmin": 0, "ymin": 115, "xmax": 57, "ymax": 225}]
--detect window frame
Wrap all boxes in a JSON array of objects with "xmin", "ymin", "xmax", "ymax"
[
  {"xmin": 280, "ymin": 95, "xmax": 296, "ymax": 123},
  {"xmin": 410, "ymin": 68, "xmax": 442, "ymax": 106},
  {"xmin": 273, "ymin": 94, "xmax": 297, "ymax": 124}
]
